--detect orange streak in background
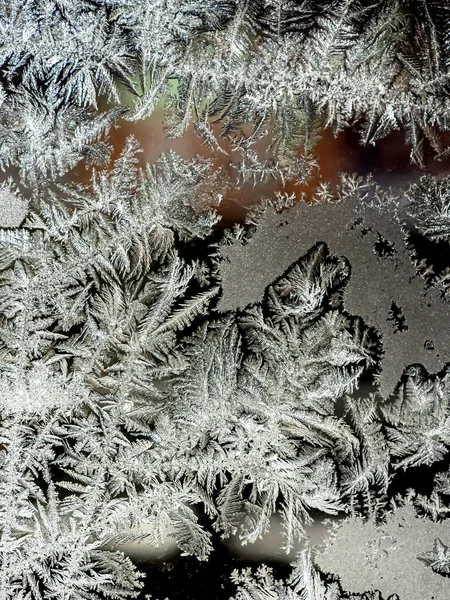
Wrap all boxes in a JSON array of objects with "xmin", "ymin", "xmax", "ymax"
[{"xmin": 68, "ymin": 113, "xmax": 450, "ymax": 228}]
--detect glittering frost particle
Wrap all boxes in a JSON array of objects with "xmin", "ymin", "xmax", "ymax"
[{"xmin": 0, "ymin": 180, "xmax": 28, "ymax": 228}]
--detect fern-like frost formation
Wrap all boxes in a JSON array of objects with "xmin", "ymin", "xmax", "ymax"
[{"xmin": 2, "ymin": 1, "xmax": 450, "ymax": 599}]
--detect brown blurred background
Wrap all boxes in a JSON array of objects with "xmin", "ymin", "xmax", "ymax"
[{"xmin": 68, "ymin": 109, "xmax": 450, "ymax": 229}]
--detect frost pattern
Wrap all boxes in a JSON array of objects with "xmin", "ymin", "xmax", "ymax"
[
  {"xmin": 2, "ymin": 139, "xmax": 450, "ymax": 597},
  {"xmin": 219, "ymin": 175, "xmax": 450, "ymax": 396},
  {"xmin": 315, "ymin": 504, "xmax": 450, "ymax": 600},
  {"xmin": 2, "ymin": 0, "xmax": 450, "ymax": 180},
  {"xmin": 2, "ymin": 2, "xmax": 450, "ymax": 599},
  {"xmin": 0, "ymin": 179, "xmax": 28, "ymax": 228},
  {"xmin": 0, "ymin": 140, "xmax": 386, "ymax": 597}
]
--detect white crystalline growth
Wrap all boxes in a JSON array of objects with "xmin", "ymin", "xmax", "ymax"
[{"xmin": 0, "ymin": 180, "xmax": 28, "ymax": 228}]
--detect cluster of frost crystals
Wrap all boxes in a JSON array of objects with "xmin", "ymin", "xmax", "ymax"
[
  {"xmin": 0, "ymin": 136, "xmax": 407, "ymax": 598},
  {"xmin": 231, "ymin": 501, "xmax": 450, "ymax": 600},
  {"xmin": 1, "ymin": 0, "xmax": 450, "ymax": 180},
  {"xmin": 0, "ymin": 363, "xmax": 86, "ymax": 417},
  {"xmin": 406, "ymin": 176, "xmax": 450, "ymax": 242},
  {"xmin": 2, "ymin": 136, "xmax": 450, "ymax": 596},
  {"xmin": 0, "ymin": 179, "xmax": 28, "ymax": 227},
  {"xmin": 216, "ymin": 174, "xmax": 450, "ymax": 598},
  {"xmin": 2, "ymin": 2, "xmax": 450, "ymax": 600},
  {"xmin": 0, "ymin": 140, "xmax": 220, "ymax": 598},
  {"xmin": 219, "ymin": 175, "xmax": 450, "ymax": 396}
]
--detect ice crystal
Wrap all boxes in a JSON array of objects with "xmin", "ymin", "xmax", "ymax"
[
  {"xmin": 219, "ymin": 175, "xmax": 450, "ymax": 396},
  {"xmin": 2, "ymin": 2, "xmax": 450, "ymax": 599}
]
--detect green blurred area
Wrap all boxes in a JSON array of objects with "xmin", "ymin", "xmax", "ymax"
[{"xmin": 98, "ymin": 72, "xmax": 179, "ymax": 114}]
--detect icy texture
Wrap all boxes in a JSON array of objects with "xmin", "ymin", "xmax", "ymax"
[
  {"xmin": 1, "ymin": 1, "xmax": 450, "ymax": 181},
  {"xmin": 219, "ymin": 176, "xmax": 450, "ymax": 396},
  {"xmin": 2, "ymin": 141, "xmax": 450, "ymax": 597},
  {"xmin": 0, "ymin": 140, "xmax": 385, "ymax": 597},
  {"xmin": 0, "ymin": 179, "xmax": 28, "ymax": 227},
  {"xmin": 2, "ymin": 2, "xmax": 450, "ymax": 599},
  {"xmin": 315, "ymin": 504, "xmax": 450, "ymax": 600},
  {"xmin": 231, "ymin": 504, "xmax": 450, "ymax": 600}
]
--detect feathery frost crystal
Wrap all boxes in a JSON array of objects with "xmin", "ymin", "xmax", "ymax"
[{"xmin": 2, "ymin": 1, "xmax": 450, "ymax": 599}]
